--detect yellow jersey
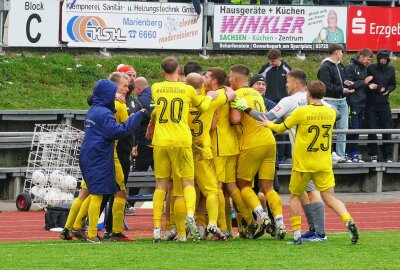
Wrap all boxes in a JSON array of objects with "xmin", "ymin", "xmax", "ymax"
[
  {"xmin": 114, "ymin": 100, "xmax": 129, "ymax": 157},
  {"xmin": 236, "ymin": 87, "xmax": 275, "ymax": 149},
  {"xmin": 211, "ymin": 88, "xmax": 240, "ymax": 157},
  {"xmin": 267, "ymin": 104, "xmax": 335, "ymax": 172},
  {"xmin": 189, "ymin": 93, "xmax": 227, "ymax": 160},
  {"xmin": 151, "ymin": 81, "xmax": 212, "ymax": 147}
]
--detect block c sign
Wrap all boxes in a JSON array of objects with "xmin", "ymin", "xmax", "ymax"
[{"xmin": 7, "ymin": 0, "xmax": 59, "ymax": 47}]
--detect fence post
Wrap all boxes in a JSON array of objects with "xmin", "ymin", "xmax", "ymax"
[
  {"xmin": 0, "ymin": 0, "xmax": 10, "ymax": 52},
  {"xmin": 200, "ymin": 0, "xmax": 214, "ymax": 59}
]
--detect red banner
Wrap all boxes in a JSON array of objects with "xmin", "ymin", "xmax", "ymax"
[{"xmin": 347, "ymin": 6, "xmax": 400, "ymax": 52}]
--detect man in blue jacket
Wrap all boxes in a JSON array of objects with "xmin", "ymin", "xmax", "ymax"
[
  {"xmin": 80, "ymin": 79, "xmax": 145, "ymax": 243},
  {"xmin": 132, "ymin": 77, "xmax": 154, "ymax": 173}
]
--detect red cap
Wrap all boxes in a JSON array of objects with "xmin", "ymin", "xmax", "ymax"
[{"xmin": 116, "ymin": 64, "xmax": 135, "ymax": 73}]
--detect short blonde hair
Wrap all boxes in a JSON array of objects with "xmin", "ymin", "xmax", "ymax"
[{"xmin": 186, "ymin": 72, "xmax": 203, "ymax": 91}]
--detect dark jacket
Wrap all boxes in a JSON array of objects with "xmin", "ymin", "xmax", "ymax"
[
  {"xmin": 366, "ymin": 50, "xmax": 396, "ymax": 105},
  {"xmin": 344, "ymin": 57, "xmax": 368, "ymax": 107},
  {"xmin": 317, "ymin": 58, "xmax": 345, "ymax": 99},
  {"xmin": 79, "ymin": 80, "xmax": 144, "ymax": 195},
  {"xmin": 134, "ymin": 87, "xmax": 154, "ymax": 146},
  {"xmin": 258, "ymin": 61, "xmax": 291, "ymax": 102},
  {"xmin": 117, "ymin": 94, "xmax": 143, "ymax": 154},
  {"xmin": 264, "ymin": 97, "xmax": 276, "ymax": 112}
]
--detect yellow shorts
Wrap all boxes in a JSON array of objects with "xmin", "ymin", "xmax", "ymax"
[
  {"xmin": 289, "ymin": 170, "xmax": 335, "ymax": 195},
  {"xmin": 81, "ymin": 165, "xmax": 125, "ymax": 192},
  {"xmin": 237, "ymin": 144, "xmax": 276, "ymax": 182},
  {"xmin": 214, "ymin": 155, "xmax": 237, "ymax": 183},
  {"xmin": 114, "ymin": 156, "xmax": 125, "ymax": 191},
  {"xmin": 153, "ymin": 146, "xmax": 194, "ymax": 180},
  {"xmin": 194, "ymin": 159, "xmax": 218, "ymax": 197},
  {"xmin": 172, "ymin": 174, "xmax": 183, "ymax": 197}
]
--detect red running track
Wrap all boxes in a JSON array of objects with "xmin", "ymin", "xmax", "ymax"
[{"xmin": 0, "ymin": 203, "xmax": 399, "ymax": 242}]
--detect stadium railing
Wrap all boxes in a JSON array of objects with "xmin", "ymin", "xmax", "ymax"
[
  {"xmin": 0, "ymin": 167, "xmax": 26, "ymax": 200},
  {"xmin": 1, "ymin": 109, "xmax": 400, "ymax": 199}
]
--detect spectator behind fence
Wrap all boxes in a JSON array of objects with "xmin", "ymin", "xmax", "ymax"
[
  {"xmin": 259, "ymin": 49, "xmax": 292, "ymax": 164},
  {"xmin": 313, "ymin": 9, "xmax": 344, "ymax": 44},
  {"xmin": 344, "ymin": 48, "xmax": 373, "ymax": 163},
  {"xmin": 317, "ymin": 43, "xmax": 353, "ymax": 163},
  {"xmin": 366, "ymin": 49, "xmax": 397, "ymax": 163}
]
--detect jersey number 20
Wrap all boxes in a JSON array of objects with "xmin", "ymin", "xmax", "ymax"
[{"xmin": 157, "ymin": 97, "xmax": 183, "ymax": 123}]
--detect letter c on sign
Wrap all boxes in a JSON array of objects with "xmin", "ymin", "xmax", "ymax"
[{"xmin": 26, "ymin": 14, "xmax": 42, "ymax": 43}]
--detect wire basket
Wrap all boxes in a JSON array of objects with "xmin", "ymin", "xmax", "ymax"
[{"xmin": 23, "ymin": 124, "xmax": 84, "ymax": 208}]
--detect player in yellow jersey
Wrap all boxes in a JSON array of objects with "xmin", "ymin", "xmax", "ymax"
[
  {"xmin": 187, "ymin": 72, "xmax": 236, "ymax": 240},
  {"xmin": 207, "ymin": 67, "xmax": 255, "ymax": 239},
  {"xmin": 62, "ymin": 73, "xmax": 138, "ymax": 242},
  {"xmin": 101, "ymin": 72, "xmax": 135, "ymax": 242},
  {"xmin": 259, "ymin": 80, "xmax": 359, "ymax": 245},
  {"xmin": 146, "ymin": 57, "xmax": 218, "ymax": 242},
  {"xmin": 230, "ymin": 64, "xmax": 285, "ymax": 239}
]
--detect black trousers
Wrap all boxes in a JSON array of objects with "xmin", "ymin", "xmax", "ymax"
[
  {"xmin": 366, "ymin": 104, "xmax": 393, "ymax": 160},
  {"xmin": 130, "ymin": 145, "xmax": 154, "ymax": 196},
  {"xmin": 134, "ymin": 145, "xmax": 154, "ymax": 172}
]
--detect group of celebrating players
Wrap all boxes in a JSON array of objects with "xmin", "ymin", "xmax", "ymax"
[{"xmin": 60, "ymin": 46, "xmax": 359, "ymax": 245}]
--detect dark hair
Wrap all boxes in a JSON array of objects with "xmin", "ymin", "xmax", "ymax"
[
  {"xmin": 328, "ymin": 43, "xmax": 344, "ymax": 55},
  {"xmin": 230, "ymin": 64, "xmax": 250, "ymax": 77},
  {"xmin": 267, "ymin": 49, "xmax": 282, "ymax": 60},
  {"xmin": 208, "ymin": 67, "xmax": 227, "ymax": 87},
  {"xmin": 307, "ymin": 80, "xmax": 326, "ymax": 99},
  {"xmin": 161, "ymin": 57, "xmax": 179, "ymax": 74},
  {"xmin": 358, "ymin": 48, "xmax": 373, "ymax": 58},
  {"xmin": 184, "ymin": 61, "xmax": 202, "ymax": 76},
  {"xmin": 287, "ymin": 69, "xmax": 307, "ymax": 86}
]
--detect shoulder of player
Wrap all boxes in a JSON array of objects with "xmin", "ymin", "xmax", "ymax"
[
  {"xmin": 237, "ymin": 87, "xmax": 258, "ymax": 95},
  {"xmin": 114, "ymin": 100, "xmax": 126, "ymax": 111}
]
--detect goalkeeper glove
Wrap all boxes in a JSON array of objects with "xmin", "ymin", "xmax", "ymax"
[{"xmin": 231, "ymin": 98, "xmax": 250, "ymax": 112}]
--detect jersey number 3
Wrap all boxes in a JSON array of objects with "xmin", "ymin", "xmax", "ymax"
[{"xmin": 307, "ymin": 125, "xmax": 331, "ymax": 152}]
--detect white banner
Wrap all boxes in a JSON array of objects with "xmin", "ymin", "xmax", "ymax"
[
  {"xmin": 62, "ymin": 0, "xmax": 203, "ymax": 49},
  {"xmin": 7, "ymin": 0, "xmax": 60, "ymax": 47},
  {"xmin": 213, "ymin": 5, "xmax": 347, "ymax": 51}
]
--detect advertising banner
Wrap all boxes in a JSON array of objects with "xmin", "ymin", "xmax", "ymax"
[
  {"xmin": 7, "ymin": 0, "xmax": 60, "ymax": 47},
  {"xmin": 213, "ymin": 5, "xmax": 347, "ymax": 51},
  {"xmin": 347, "ymin": 7, "xmax": 400, "ymax": 52},
  {"xmin": 61, "ymin": 0, "xmax": 203, "ymax": 49}
]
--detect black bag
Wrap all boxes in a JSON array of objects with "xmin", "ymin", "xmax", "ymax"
[{"xmin": 44, "ymin": 204, "xmax": 71, "ymax": 230}]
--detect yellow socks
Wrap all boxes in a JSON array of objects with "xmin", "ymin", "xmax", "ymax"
[
  {"xmin": 265, "ymin": 189, "xmax": 283, "ymax": 217},
  {"xmin": 64, "ymin": 197, "xmax": 83, "ymax": 230},
  {"xmin": 231, "ymin": 188, "xmax": 254, "ymax": 225},
  {"xmin": 112, "ymin": 197, "xmax": 125, "ymax": 234},
  {"xmin": 290, "ymin": 216, "xmax": 302, "ymax": 232},
  {"xmin": 73, "ymin": 195, "xmax": 91, "ymax": 230},
  {"xmin": 183, "ymin": 185, "xmax": 196, "ymax": 216},
  {"xmin": 341, "ymin": 213, "xmax": 353, "ymax": 225},
  {"xmin": 88, "ymin": 195, "xmax": 103, "ymax": 239},
  {"xmin": 238, "ymin": 187, "xmax": 259, "ymax": 224},
  {"xmin": 206, "ymin": 194, "xmax": 219, "ymax": 226},
  {"xmin": 169, "ymin": 195, "xmax": 176, "ymax": 229},
  {"xmin": 174, "ymin": 197, "xmax": 187, "ymax": 237},
  {"xmin": 153, "ymin": 189, "xmax": 167, "ymax": 228},
  {"xmin": 217, "ymin": 190, "xmax": 227, "ymax": 231}
]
